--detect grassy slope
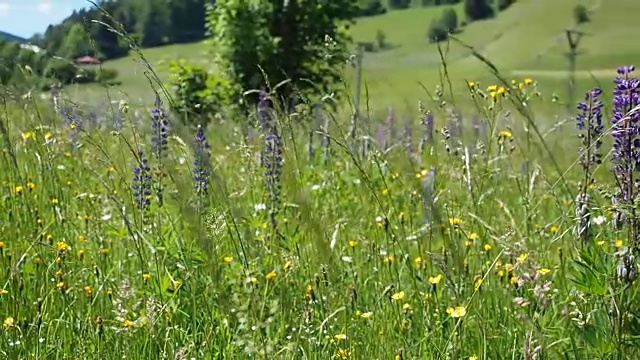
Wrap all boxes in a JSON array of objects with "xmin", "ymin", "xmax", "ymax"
[{"xmin": 89, "ymin": 0, "xmax": 637, "ymax": 110}]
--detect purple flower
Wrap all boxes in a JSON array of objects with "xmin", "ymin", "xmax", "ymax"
[
  {"xmin": 611, "ymin": 67, "xmax": 640, "ymax": 199},
  {"xmin": 576, "ymin": 87, "xmax": 604, "ymax": 170},
  {"xmin": 151, "ymin": 94, "xmax": 170, "ymax": 162},
  {"xmin": 132, "ymin": 149, "xmax": 152, "ymax": 211},
  {"xmin": 193, "ymin": 125, "xmax": 211, "ymax": 197}
]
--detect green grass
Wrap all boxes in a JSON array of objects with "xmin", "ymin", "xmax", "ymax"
[{"xmin": 4, "ymin": 60, "xmax": 640, "ymax": 358}]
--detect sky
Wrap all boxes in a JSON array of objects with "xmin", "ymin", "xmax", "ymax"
[{"xmin": 0, "ymin": 0, "xmax": 90, "ymax": 38}]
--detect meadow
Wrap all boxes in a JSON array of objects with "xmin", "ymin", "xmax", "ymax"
[{"xmin": 2, "ymin": 0, "xmax": 640, "ymax": 359}]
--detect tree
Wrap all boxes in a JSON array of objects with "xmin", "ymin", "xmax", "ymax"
[
  {"xmin": 464, "ymin": 0, "xmax": 494, "ymax": 21},
  {"xmin": 206, "ymin": 0, "xmax": 358, "ymax": 109},
  {"xmin": 427, "ymin": 20, "xmax": 448, "ymax": 43},
  {"xmin": 573, "ymin": 4, "xmax": 589, "ymax": 24},
  {"xmin": 388, "ymin": 0, "xmax": 411, "ymax": 9},
  {"xmin": 58, "ymin": 23, "xmax": 92, "ymax": 59},
  {"xmin": 440, "ymin": 8, "xmax": 458, "ymax": 32}
]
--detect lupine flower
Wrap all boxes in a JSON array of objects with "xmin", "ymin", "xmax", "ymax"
[
  {"xmin": 193, "ymin": 125, "xmax": 211, "ymax": 197},
  {"xmin": 258, "ymin": 90, "xmax": 272, "ymax": 133},
  {"xmin": 576, "ymin": 87, "xmax": 604, "ymax": 171},
  {"xmin": 386, "ymin": 106, "xmax": 396, "ymax": 147},
  {"xmin": 574, "ymin": 87, "xmax": 604, "ymax": 241},
  {"xmin": 610, "ymin": 66, "xmax": 640, "ymax": 235},
  {"xmin": 264, "ymin": 129, "xmax": 283, "ymax": 206},
  {"xmin": 150, "ymin": 94, "xmax": 170, "ymax": 162},
  {"xmin": 419, "ymin": 111, "xmax": 434, "ymax": 158},
  {"xmin": 617, "ymin": 249, "xmax": 638, "ymax": 284},
  {"xmin": 132, "ymin": 149, "xmax": 152, "ymax": 211}
]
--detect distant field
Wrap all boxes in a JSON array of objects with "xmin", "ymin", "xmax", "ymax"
[{"xmin": 75, "ymin": 0, "xmax": 639, "ymax": 114}]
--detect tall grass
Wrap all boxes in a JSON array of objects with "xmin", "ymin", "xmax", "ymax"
[{"xmin": 1, "ymin": 16, "xmax": 640, "ymax": 360}]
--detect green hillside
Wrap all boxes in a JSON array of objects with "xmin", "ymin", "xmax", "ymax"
[{"xmin": 88, "ymin": 0, "xmax": 638, "ymax": 109}]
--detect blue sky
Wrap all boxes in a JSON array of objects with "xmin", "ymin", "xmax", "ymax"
[{"xmin": 0, "ymin": 0, "xmax": 90, "ymax": 38}]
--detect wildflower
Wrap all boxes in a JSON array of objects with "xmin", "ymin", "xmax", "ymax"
[
  {"xmin": 56, "ymin": 241, "xmax": 70, "ymax": 253},
  {"xmin": 617, "ymin": 248, "xmax": 638, "ymax": 284},
  {"xmin": 83, "ymin": 286, "xmax": 93, "ymax": 295},
  {"xmin": 193, "ymin": 124, "xmax": 211, "ymax": 197},
  {"xmin": 446, "ymin": 306, "xmax": 467, "ymax": 318},
  {"xmin": 537, "ymin": 268, "xmax": 551, "ymax": 275},
  {"xmin": 266, "ymin": 271, "xmax": 277, "ymax": 280},
  {"xmin": 261, "ymin": 98, "xmax": 284, "ymax": 229},
  {"xmin": 3, "ymin": 317, "xmax": 14, "ymax": 329},
  {"xmin": 26, "ymin": 179, "xmax": 35, "ymax": 190},
  {"xmin": 223, "ymin": 256, "xmax": 233, "ymax": 264},
  {"xmin": 132, "ymin": 149, "xmax": 153, "ymax": 211},
  {"xmin": 474, "ymin": 275, "xmax": 483, "ymax": 289},
  {"xmin": 549, "ymin": 225, "xmax": 559, "ymax": 234},
  {"xmin": 449, "ymin": 218, "xmax": 462, "ymax": 226},
  {"xmin": 483, "ymin": 244, "xmax": 492, "ymax": 251},
  {"xmin": 498, "ymin": 130, "xmax": 512, "ymax": 139},
  {"xmin": 391, "ymin": 291, "xmax": 405, "ymax": 301},
  {"xmin": 414, "ymin": 257, "xmax": 422, "ymax": 266},
  {"xmin": 142, "ymin": 273, "xmax": 152, "ymax": 281},
  {"xmin": 360, "ymin": 311, "xmax": 373, "ymax": 319},
  {"xmin": 150, "ymin": 94, "xmax": 170, "ymax": 162},
  {"xmin": 610, "ymin": 66, "xmax": 640, "ymax": 238},
  {"xmin": 14, "ymin": 185, "xmax": 23, "ymax": 194},
  {"xmin": 0, "ymin": 288, "xmax": 7, "ymax": 295},
  {"xmin": 336, "ymin": 348, "xmax": 349, "ymax": 359},
  {"xmin": 524, "ymin": 78, "xmax": 533, "ymax": 85},
  {"xmin": 122, "ymin": 319, "xmax": 134, "ymax": 328},
  {"xmin": 428, "ymin": 274, "xmax": 443, "ymax": 285},
  {"xmin": 348, "ymin": 240, "xmax": 358, "ymax": 248},
  {"xmin": 517, "ymin": 253, "xmax": 528, "ymax": 263},
  {"xmin": 616, "ymin": 239, "xmax": 624, "ymax": 247},
  {"xmin": 334, "ymin": 333, "xmax": 347, "ymax": 341},
  {"xmin": 468, "ymin": 232, "xmax": 478, "ymax": 240},
  {"xmin": 56, "ymin": 282, "xmax": 65, "ymax": 291}
]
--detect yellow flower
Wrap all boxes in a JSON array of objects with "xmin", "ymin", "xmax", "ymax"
[
  {"xmin": 517, "ymin": 253, "xmax": 528, "ymax": 263},
  {"xmin": 223, "ymin": 256, "xmax": 233, "ymax": 264},
  {"xmin": 266, "ymin": 271, "xmax": 277, "ymax": 280},
  {"xmin": 487, "ymin": 85, "xmax": 498, "ymax": 92},
  {"xmin": 336, "ymin": 348, "xmax": 349, "ymax": 359},
  {"xmin": 360, "ymin": 311, "xmax": 373, "ymax": 319},
  {"xmin": 468, "ymin": 81, "xmax": 476, "ymax": 88},
  {"xmin": 504, "ymin": 263, "xmax": 514, "ymax": 272},
  {"xmin": 497, "ymin": 86, "xmax": 506, "ymax": 95},
  {"xmin": 428, "ymin": 274, "xmax": 443, "ymax": 285},
  {"xmin": 474, "ymin": 276, "xmax": 483, "ymax": 289},
  {"xmin": 83, "ymin": 286, "xmax": 93, "ymax": 295},
  {"xmin": 615, "ymin": 239, "xmax": 624, "ymax": 247},
  {"xmin": 122, "ymin": 319, "xmax": 134, "ymax": 327},
  {"xmin": 391, "ymin": 291, "xmax": 405, "ymax": 301},
  {"xmin": 596, "ymin": 240, "xmax": 606, "ymax": 246},
  {"xmin": 142, "ymin": 273, "xmax": 152, "ymax": 281},
  {"xmin": 50, "ymin": 198, "xmax": 59, "ymax": 205},
  {"xmin": 334, "ymin": 333, "xmax": 347, "ymax": 341},
  {"xmin": 449, "ymin": 218, "xmax": 462, "ymax": 226},
  {"xmin": 414, "ymin": 257, "xmax": 422, "ymax": 266},
  {"xmin": 510, "ymin": 276, "xmax": 519, "ymax": 285},
  {"xmin": 348, "ymin": 240, "xmax": 358, "ymax": 248},
  {"xmin": 549, "ymin": 225, "xmax": 559, "ymax": 234},
  {"xmin": 382, "ymin": 188, "xmax": 389, "ymax": 195},
  {"xmin": 26, "ymin": 180, "xmax": 35, "ymax": 190},
  {"xmin": 402, "ymin": 303, "xmax": 412, "ymax": 312},
  {"xmin": 483, "ymin": 244, "xmax": 492, "ymax": 251},
  {"xmin": 498, "ymin": 130, "xmax": 512, "ymax": 139},
  {"xmin": 469, "ymin": 355, "xmax": 479, "ymax": 360},
  {"xmin": 56, "ymin": 241, "xmax": 70, "ymax": 252},
  {"xmin": 56, "ymin": 282, "xmax": 65, "ymax": 291},
  {"xmin": 467, "ymin": 232, "xmax": 478, "ymax": 240},
  {"xmin": 14, "ymin": 185, "xmax": 23, "ymax": 194},
  {"xmin": 3, "ymin": 316, "xmax": 14, "ymax": 329},
  {"xmin": 0, "ymin": 288, "xmax": 7, "ymax": 295},
  {"xmin": 524, "ymin": 78, "xmax": 533, "ymax": 85},
  {"xmin": 446, "ymin": 306, "xmax": 467, "ymax": 318},
  {"xmin": 537, "ymin": 268, "xmax": 551, "ymax": 275}
]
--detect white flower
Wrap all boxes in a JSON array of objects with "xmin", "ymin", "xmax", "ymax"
[
  {"xmin": 593, "ymin": 215, "xmax": 606, "ymax": 225},
  {"xmin": 254, "ymin": 203, "xmax": 267, "ymax": 211}
]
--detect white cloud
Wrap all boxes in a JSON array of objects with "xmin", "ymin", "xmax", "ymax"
[
  {"xmin": 0, "ymin": 2, "xmax": 10, "ymax": 17},
  {"xmin": 37, "ymin": 0, "xmax": 51, "ymax": 14}
]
